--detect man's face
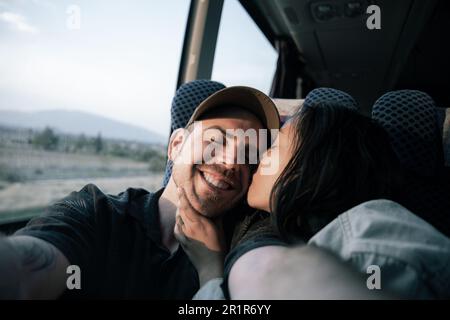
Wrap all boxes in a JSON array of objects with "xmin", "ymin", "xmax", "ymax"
[{"xmin": 169, "ymin": 108, "xmax": 264, "ymax": 218}]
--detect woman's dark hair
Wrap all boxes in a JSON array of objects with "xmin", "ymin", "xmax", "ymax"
[{"xmin": 271, "ymin": 102, "xmax": 402, "ymax": 243}]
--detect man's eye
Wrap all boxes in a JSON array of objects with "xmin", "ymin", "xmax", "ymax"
[{"xmin": 210, "ymin": 136, "xmax": 222, "ymax": 144}]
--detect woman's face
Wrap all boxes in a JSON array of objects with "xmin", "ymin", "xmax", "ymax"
[{"xmin": 247, "ymin": 120, "xmax": 295, "ymax": 212}]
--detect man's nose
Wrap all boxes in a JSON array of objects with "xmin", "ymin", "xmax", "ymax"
[{"xmin": 216, "ymin": 140, "xmax": 240, "ymax": 168}]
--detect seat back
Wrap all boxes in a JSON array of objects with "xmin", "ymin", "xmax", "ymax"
[{"xmin": 372, "ymin": 90, "xmax": 450, "ymax": 236}]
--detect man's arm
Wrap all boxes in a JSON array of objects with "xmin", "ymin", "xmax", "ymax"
[
  {"xmin": 0, "ymin": 235, "xmax": 70, "ymax": 299},
  {"xmin": 228, "ymin": 245, "xmax": 393, "ymax": 299}
]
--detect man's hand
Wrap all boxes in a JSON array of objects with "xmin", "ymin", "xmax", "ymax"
[{"xmin": 174, "ymin": 188, "xmax": 226, "ymax": 287}]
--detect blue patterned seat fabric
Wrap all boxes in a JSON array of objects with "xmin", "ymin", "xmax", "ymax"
[
  {"xmin": 372, "ymin": 90, "xmax": 450, "ymax": 236},
  {"xmin": 303, "ymin": 87, "xmax": 359, "ymax": 111}
]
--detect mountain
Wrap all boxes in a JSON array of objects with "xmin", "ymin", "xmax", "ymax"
[{"xmin": 0, "ymin": 110, "xmax": 167, "ymax": 144}]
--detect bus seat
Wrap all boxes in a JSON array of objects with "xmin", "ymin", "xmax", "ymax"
[
  {"xmin": 372, "ymin": 90, "xmax": 443, "ymax": 176},
  {"xmin": 273, "ymin": 88, "xmax": 358, "ymax": 125},
  {"xmin": 163, "ymin": 80, "xmax": 225, "ymax": 186},
  {"xmin": 303, "ymin": 88, "xmax": 359, "ymax": 111},
  {"xmin": 372, "ymin": 90, "xmax": 450, "ymax": 236}
]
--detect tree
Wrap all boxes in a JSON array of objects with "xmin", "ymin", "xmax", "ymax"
[
  {"xmin": 33, "ymin": 127, "xmax": 59, "ymax": 151},
  {"xmin": 75, "ymin": 134, "xmax": 88, "ymax": 152},
  {"xmin": 94, "ymin": 132, "xmax": 103, "ymax": 154}
]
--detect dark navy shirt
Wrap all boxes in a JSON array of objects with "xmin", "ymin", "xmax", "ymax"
[{"xmin": 15, "ymin": 184, "xmax": 199, "ymax": 299}]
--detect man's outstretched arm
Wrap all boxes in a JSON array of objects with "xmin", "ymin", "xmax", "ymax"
[{"xmin": 0, "ymin": 234, "xmax": 70, "ymax": 299}]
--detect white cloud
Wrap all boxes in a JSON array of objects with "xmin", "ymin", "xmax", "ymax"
[
  {"xmin": 0, "ymin": 11, "xmax": 38, "ymax": 34},
  {"xmin": 0, "ymin": 0, "xmax": 55, "ymax": 10},
  {"xmin": 31, "ymin": 0, "xmax": 54, "ymax": 8}
]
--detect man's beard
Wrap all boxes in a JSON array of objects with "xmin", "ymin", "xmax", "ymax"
[{"xmin": 172, "ymin": 163, "xmax": 243, "ymax": 217}]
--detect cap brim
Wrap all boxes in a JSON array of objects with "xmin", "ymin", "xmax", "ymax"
[{"xmin": 187, "ymin": 86, "xmax": 280, "ymax": 131}]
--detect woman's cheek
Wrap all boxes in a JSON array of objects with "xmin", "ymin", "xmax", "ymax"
[
  {"xmin": 248, "ymin": 171, "xmax": 269, "ymax": 211},
  {"xmin": 247, "ymin": 173, "xmax": 261, "ymax": 209}
]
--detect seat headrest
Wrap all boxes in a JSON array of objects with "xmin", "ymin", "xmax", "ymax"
[
  {"xmin": 372, "ymin": 90, "xmax": 443, "ymax": 177},
  {"xmin": 273, "ymin": 88, "xmax": 359, "ymax": 124},
  {"xmin": 170, "ymin": 80, "xmax": 226, "ymax": 131},
  {"xmin": 303, "ymin": 88, "xmax": 359, "ymax": 111}
]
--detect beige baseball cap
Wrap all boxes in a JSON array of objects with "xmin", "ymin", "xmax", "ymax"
[{"xmin": 186, "ymin": 86, "xmax": 280, "ymax": 131}]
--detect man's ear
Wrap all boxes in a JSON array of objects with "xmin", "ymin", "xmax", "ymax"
[{"xmin": 168, "ymin": 128, "xmax": 188, "ymax": 161}]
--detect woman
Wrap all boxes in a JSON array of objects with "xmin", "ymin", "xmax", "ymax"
[
  {"xmin": 247, "ymin": 100, "xmax": 399, "ymax": 243},
  {"xmin": 175, "ymin": 101, "xmax": 450, "ymax": 299}
]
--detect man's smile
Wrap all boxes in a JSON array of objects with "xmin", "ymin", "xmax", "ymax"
[{"xmin": 196, "ymin": 166, "xmax": 237, "ymax": 192}]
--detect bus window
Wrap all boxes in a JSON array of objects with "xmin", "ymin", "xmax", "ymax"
[
  {"xmin": 212, "ymin": 0, "xmax": 277, "ymax": 94},
  {"xmin": 0, "ymin": 1, "xmax": 190, "ymax": 224}
]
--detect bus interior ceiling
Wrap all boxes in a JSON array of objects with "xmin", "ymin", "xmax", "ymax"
[{"xmin": 240, "ymin": 0, "xmax": 449, "ymax": 114}]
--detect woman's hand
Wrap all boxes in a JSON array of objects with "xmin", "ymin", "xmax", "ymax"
[{"xmin": 174, "ymin": 188, "xmax": 226, "ymax": 287}]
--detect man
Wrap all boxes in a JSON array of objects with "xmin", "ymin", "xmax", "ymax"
[{"xmin": 0, "ymin": 85, "xmax": 280, "ymax": 299}]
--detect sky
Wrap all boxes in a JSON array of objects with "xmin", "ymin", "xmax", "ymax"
[{"xmin": 0, "ymin": 0, "xmax": 277, "ymax": 138}]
